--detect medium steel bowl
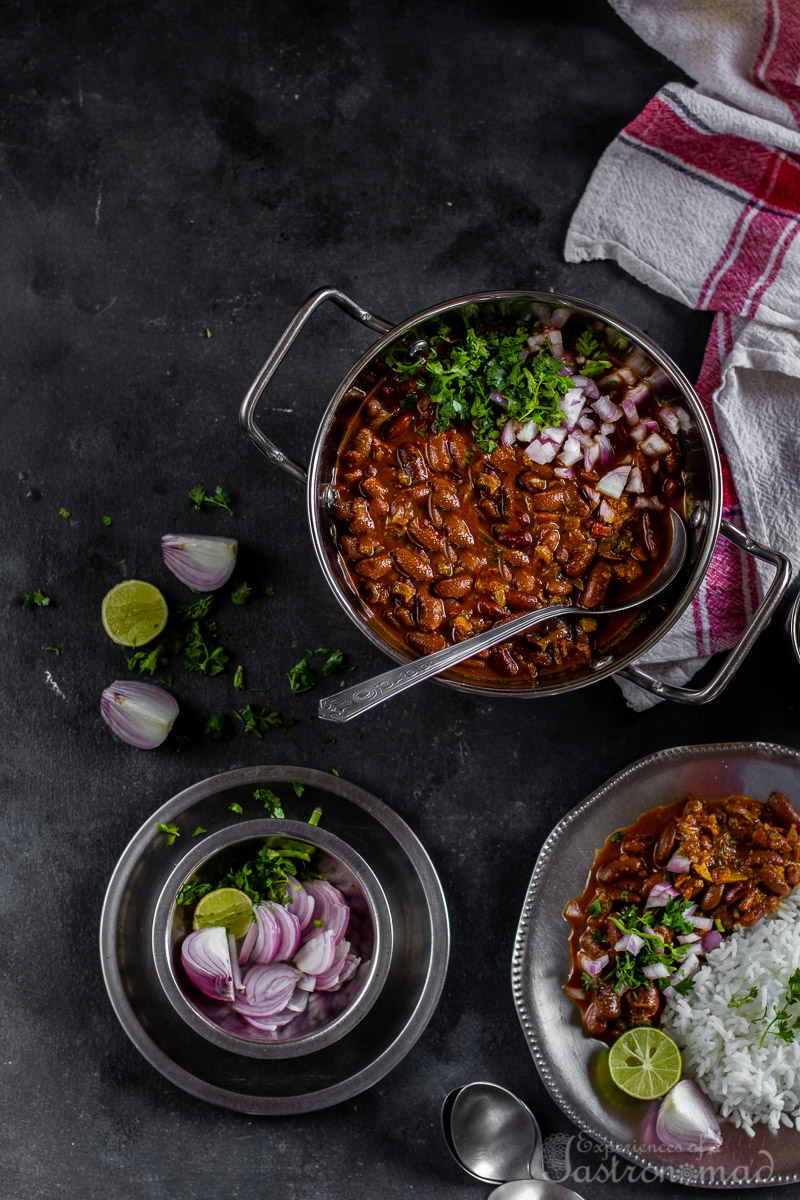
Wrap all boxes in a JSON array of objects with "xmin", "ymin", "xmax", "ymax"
[
  {"xmin": 153, "ymin": 819, "xmax": 393, "ymax": 1059},
  {"xmin": 241, "ymin": 288, "xmax": 790, "ymax": 704}
]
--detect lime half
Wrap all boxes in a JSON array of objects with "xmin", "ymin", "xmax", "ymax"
[
  {"xmin": 608, "ymin": 1027, "xmax": 682, "ymax": 1100},
  {"xmin": 101, "ymin": 580, "xmax": 168, "ymax": 647},
  {"xmin": 192, "ymin": 888, "xmax": 253, "ymax": 939}
]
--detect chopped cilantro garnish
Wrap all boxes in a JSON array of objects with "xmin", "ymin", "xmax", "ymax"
[
  {"xmin": 581, "ymin": 971, "xmax": 596, "ymax": 992},
  {"xmin": 292, "ymin": 779, "xmax": 305, "ymax": 798},
  {"xmin": 264, "ymin": 585, "xmax": 275, "ymax": 596},
  {"xmin": 228, "ymin": 801, "xmax": 243, "ymax": 814},
  {"xmin": 321, "ymin": 649, "xmax": 345, "ymax": 677},
  {"xmin": 192, "ymin": 826, "xmax": 207, "ymax": 837},
  {"xmin": 728, "ymin": 986, "xmax": 760, "ymax": 1009},
  {"xmin": 253, "ymin": 788, "xmax": 285, "ymax": 818},
  {"xmin": 58, "ymin": 507, "xmax": 70, "ymax": 519},
  {"xmin": 231, "ymin": 581, "xmax": 255, "ymax": 605},
  {"xmin": 330, "ymin": 768, "xmax": 340, "ymax": 776},
  {"xmin": 234, "ymin": 665, "xmax": 245, "ymax": 690},
  {"xmin": 587, "ymin": 899, "xmax": 602, "ymax": 917},
  {"xmin": 674, "ymin": 978, "xmax": 696, "ymax": 997},
  {"xmin": 46, "ymin": 646, "xmax": 60, "ymax": 655},
  {"xmin": 22, "ymin": 591, "xmax": 52, "ymax": 609},
  {"xmin": 182, "ymin": 619, "xmax": 229, "ymax": 676},
  {"xmin": 609, "ymin": 831, "xmax": 624, "ymax": 843},
  {"xmin": 155, "ymin": 822, "xmax": 180, "ymax": 846},
  {"xmin": 176, "ymin": 595, "xmax": 214, "ymax": 621},
  {"xmin": 205, "ymin": 712, "xmax": 234, "ymax": 741},
  {"xmin": 102, "ymin": 515, "xmax": 112, "ymax": 526}
]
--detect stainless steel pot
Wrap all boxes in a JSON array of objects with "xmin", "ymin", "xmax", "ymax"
[{"xmin": 240, "ymin": 287, "xmax": 791, "ymax": 705}]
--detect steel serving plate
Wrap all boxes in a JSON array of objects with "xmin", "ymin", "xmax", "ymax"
[
  {"xmin": 512, "ymin": 742, "xmax": 800, "ymax": 1189},
  {"xmin": 240, "ymin": 288, "xmax": 790, "ymax": 707},
  {"xmin": 99, "ymin": 766, "xmax": 449, "ymax": 1114}
]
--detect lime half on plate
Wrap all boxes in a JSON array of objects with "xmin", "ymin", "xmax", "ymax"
[{"xmin": 609, "ymin": 1027, "xmax": 682, "ymax": 1100}]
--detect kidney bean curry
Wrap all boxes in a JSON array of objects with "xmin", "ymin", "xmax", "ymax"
[
  {"xmin": 329, "ymin": 301, "xmax": 687, "ymax": 684},
  {"xmin": 564, "ymin": 792, "xmax": 800, "ymax": 1045}
]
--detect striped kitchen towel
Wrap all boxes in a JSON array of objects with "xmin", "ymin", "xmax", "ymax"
[{"xmin": 565, "ymin": 0, "xmax": 800, "ymax": 709}]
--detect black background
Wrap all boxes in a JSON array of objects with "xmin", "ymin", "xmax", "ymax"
[{"xmin": 4, "ymin": 2, "xmax": 799, "ymax": 1197}]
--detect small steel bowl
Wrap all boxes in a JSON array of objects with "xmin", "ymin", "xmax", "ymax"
[{"xmin": 152, "ymin": 819, "xmax": 393, "ymax": 1060}]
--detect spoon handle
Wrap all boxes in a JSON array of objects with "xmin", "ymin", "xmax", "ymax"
[{"xmin": 317, "ymin": 604, "xmax": 570, "ymax": 722}]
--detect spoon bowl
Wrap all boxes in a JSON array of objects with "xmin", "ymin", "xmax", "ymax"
[
  {"xmin": 320, "ymin": 509, "xmax": 688, "ymax": 722},
  {"xmin": 488, "ymin": 1182, "xmax": 587, "ymax": 1200},
  {"xmin": 443, "ymin": 1081, "xmax": 542, "ymax": 1184}
]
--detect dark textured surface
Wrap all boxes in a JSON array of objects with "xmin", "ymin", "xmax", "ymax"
[{"xmin": 3, "ymin": 2, "xmax": 798, "ymax": 1198}]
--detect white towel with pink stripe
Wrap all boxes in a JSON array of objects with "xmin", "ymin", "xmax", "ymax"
[{"xmin": 565, "ymin": 0, "xmax": 800, "ymax": 708}]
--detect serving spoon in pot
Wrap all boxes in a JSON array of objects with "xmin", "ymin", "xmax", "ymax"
[
  {"xmin": 442, "ymin": 1082, "xmax": 586, "ymax": 1200},
  {"xmin": 318, "ymin": 509, "xmax": 687, "ymax": 723}
]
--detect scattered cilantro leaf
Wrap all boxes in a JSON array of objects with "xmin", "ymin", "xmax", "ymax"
[
  {"xmin": 228, "ymin": 801, "xmax": 243, "ymax": 814},
  {"xmin": 264, "ymin": 585, "xmax": 275, "ymax": 596},
  {"xmin": 321, "ymin": 649, "xmax": 345, "ymax": 677},
  {"xmin": 330, "ymin": 768, "xmax": 340, "ymax": 776},
  {"xmin": 182, "ymin": 619, "xmax": 229, "ymax": 675},
  {"xmin": 231, "ymin": 581, "xmax": 255, "ymax": 605},
  {"xmin": 728, "ymin": 986, "xmax": 760, "ymax": 1009},
  {"xmin": 674, "ymin": 978, "xmax": 696, "ymax": 997},
  {"xmin": 156, "ymin": 822, "xmax": 180, "ymax": 846},
  {"xmin": 46, "ymin": 646, "xmax": 60, "ymax": 655},
  {"xmin": 587, "ymin": 899, "xmax": 602, "ymax": 918},
  {"xmin": 581, "ymin": 971, "xmax": 595, "ymax": 992},
  {"xmin": 192, "ymin": 826, "xmax": 207, "ymax": 837},
  {"xmin": 188, "ymin": 483, "xmax": 207, "ymax": 510},
  {"xmin": 176, "ymin": 595, "xmax": 214, "ymax": 621},
  {"xmin": 58, "ymin": 507, "xmax": 70, "ymax": 519},
  {"xmin": 102, "ymin": 515, "xmax": 112, "ymax": 526},
  {"xmin": 234, "ymin": 704, "xmax": 293, "ymax": 738},
  {"xmin": 205, "ymin": 328, "xmax": 212, "ymax": 338},
  {"xmin": 205, "ymin": 712, "xmax": 234, "ymax": 741},
  {"xmin": 177, "ymin": 878, "xmax": 213, "ymax": 905},
  {"xmin": 291, "ymin": 779, "xmax": 305, "ymax": 798},
  {"xmin": 234, "ymin": 665, "xmax": 245, "ymax": 690},
  {"xmin": 287, "ymin": 658, "xmax": 317, "ymax": 694},
  {"xmin": 609, "ymin": 831, "xmax": 624, "ymax": 843},
  {"xmin": 22, "ymin": 591, "xmax": 52, "ymax": 609},
  {"xmin": 188, "ymin": 483, "xmax": 234, "ymax": 516}
]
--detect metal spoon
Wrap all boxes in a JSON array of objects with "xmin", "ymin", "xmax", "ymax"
[
  {"xmin": 319, "ymin": 509, "xmax": 687, "ymax": 722},
  {"xmin": 442, "ymin": 1082, "xmax": 585, "ymax": 1200}
]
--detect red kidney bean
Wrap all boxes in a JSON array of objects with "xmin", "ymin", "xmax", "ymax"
[
  {"xmin": 758, "ymin": 865, "xmax": 791, "ymax": 896},
  {"xmin": 417, "ymin": 592, "xmax": 446, "ymax": 631},
  {"xmin": 425, "ymin": 431, "xmax": 452, "ymax": 472},
  {"xmin": 652, "ymin": 820, "xmax": 678, "ymax": 867},
  {"xmin": 432, "ymin": 479, "xmax": 461, "ymax": 510},
  {"xmin": 505, "ymin": 590, "xmax": 540, "ymax": 611},
  {"xmin": 642, "ymin": 512, "xmax": 660, "ymax": 559},
  {"xmin": 355, "ymin": 555, "xmax": 393, "ymax": 579},
  {"xmin": 406, "ymin": 631, "xmax": 448, "ymax": 654},
  {"xmin": 434, "ymin": 575, "xmax": 473, "ymax": 598},
  {"xmin": 490, "ymin": 647, "xmax": 520, "ymax": 676},
  {"xmin": 723, "ymin": 881, "xmax": 750, "ymax": 904},
  {"xmin": 581, "ymin": 561, "xmax": 613, "ymax": 608},
  {"xmin": 393, "ymin": 547, "xmax": 434, "ymax": 581},
  {"xmin": 443, "ymin": 513, "xmax": 474, "ymax": 547},
  {"xmin": 565, "ymin": 544, "xmax": 597, "ymax": 578},
  {"xmin": 596, "ymin": 856, "xmax": 646, "ymax": 883},
  {"xmin": 767, "ymin": 791, "xmax": 800, "ymax": 832},
  {"xmin": 700, "ymin": 882, "xmax": 725, "ymax": 910}
]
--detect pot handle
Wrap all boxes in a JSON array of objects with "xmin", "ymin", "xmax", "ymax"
[
  {"xmin": 617, "ymin": 519, "xmax": 792, "ymax": 705},
  {"xmin": 239, "ymin": 286, "xmax": 395, "ymax": 483}
]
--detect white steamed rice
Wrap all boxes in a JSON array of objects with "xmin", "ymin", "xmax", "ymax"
[{"xmin": 662, "ymin": 890, "xmax": 800, "ymax": 1138}]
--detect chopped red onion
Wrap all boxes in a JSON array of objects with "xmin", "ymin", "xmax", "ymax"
[
  {"xmin": 546, "ymin": 329, "xmax": 563, "ymax": 357},
  {"xmin": 583, "ymin": 442, "xmax": 601, "ymax": 472},
  {"xmin": 525, "ymin": 439, "xmax": 557, "ymax": 464},
  {"xmin": 577, "ymin": 415, "xmax": 596, "ymax": 434},
  {"xmin": 677, "ymin": 932, "xmax": 702, "ymax": 945},
  {"xmin": 268, "ymin": 902, "xmax": 301, "ymax": 960},
  {"xmin": 666, "ymin": 854, "xmax": 691, "ymax": 873},
  {"xmin": 630, "ymin": 425, "xmax": 648, "ymax": 443},
  {"xmin": 181, "ymin": 927, "xmax": 234, "ymax": 1001},
  {"xmin": 489, "ymin": 389, "xmax": 509, "ymax": 409},
  {"xmin": 240, "ymin": 905, "xmax": 282, "ymax": 966},
  {"xmin": 594, "ymin": 434, "xmax": 614, "ymax": 466},
  {"xmin": 625, "ymin": 347, "xmax": 653, "ymax": 375},
  {"xmin": 646, "ymin": 366, "xmax": 672, "ymax": 392},
  {"xmin": 625, "ymin": 466, "xmax": 644, "ymax": 494},
  {"xmin": 501, "ymin": 419, "xmax": 516, "ymax": 448},
  {"xmin": 286, "ymin": 986, "xmax": 310, "ymax": 1013},
  {"xmin": 643, "ymin": 962, "xmax": 671, "ymax": 980},
  {"xmin": 645, "ymin": 882, "xmax": 681, "ymax": 908},
  {"xmin": 530, "ymin": 302, "xmax": 551, "ymax": 325},
  {"xmin": 634, "ymin": 495, "xmax": 664, "ymax": 511},
  {"xmin": 701, "ymin": 930, "xmax": 724, "ymax": 953},
  {"xmin": 614, "ymin": 932, "xmax": 644, "ymax": 956},
  {"xmin": 621, "ymin": 397, "xmax": 639, "ymax": 426},
  {"xmin": 578, "ymin": 952, "xmax": 609, "ymax": 977},
  {"xmin": 583, "ymin": 486, "xmax": 601, "ymax": 506},
  {"xmin": 553, "ymin": 466, "xmax": 575, "ymax": 480},
  {"xmin": 689, "ymin": 915, "xmax": 713, "ymax": 932},
  {"xmin": 591, "ymin": 396, "xmax": 623, "ymax": 423},
  {"xmin": 100, "ymin": 680, "xmax": 179, "ymax": 750},
  {"xmin": 596, "ymin": 465, "xmax": 631, "ymax": 499},
  {"xmin": 161, "ymin": 533, "xmax": 238, "ymax": 591},
  {"xmin": 549, "ymin": 306, "xmax": 573, "ymax": 329},
  {"xmin": 517, "ymin": 419, "xmax": 536, "ymax": 443},
  {"xmin": 541, "ymin": 425, "xmax": 568, "ymax": 448},
  {"xmin": 559, "ymin": 436, "xmax": 583, "ymax": 467},
  {"xmin": 571, "ymin": 375, "xmax": 600, "ymax": 399},
  {"xmin": 658, "ymin": 407, "xmax": 680, "ymax": 435},
  {"xmin": 526, "ymin": 332, "xmax": 546, "ymax": 352},
  {"xmin": 598, "ymin": 499, "xmax": 616, "ymax": 523},
  {"xmin": 641, "ymin": 432, "xmax": 671, "ymax": 458},
  {"xmin": 672, "ymin": 405, "xmax": 691, "ymax": 431},
  {"xmin": 558, "ymin": 388, "xmax": 585, "ymax": 429}
]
